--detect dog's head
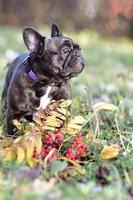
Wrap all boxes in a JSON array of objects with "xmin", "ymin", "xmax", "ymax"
[{"xmin": 23, "ymin": 24, "xmax": 84, "ymax": 82}]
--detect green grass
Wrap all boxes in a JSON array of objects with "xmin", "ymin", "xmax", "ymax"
[{"xmin": 0, "ymin": 26, "xmax": 133, "ymax": 200}]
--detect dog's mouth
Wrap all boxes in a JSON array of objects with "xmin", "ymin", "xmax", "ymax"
[
  {"xmin": 60, "ymin": 64, "xmax": 84, "ymax": 79},
  {"xmin": 59, "ymin": 52, "xmax": 85, "ymax": 79}
]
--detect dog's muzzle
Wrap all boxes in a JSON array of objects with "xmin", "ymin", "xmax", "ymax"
[{"xmin": 60, "ymin": 49, "xmax": 84, "ymax": 78}]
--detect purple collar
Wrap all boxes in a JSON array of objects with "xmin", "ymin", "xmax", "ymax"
[
  {"xmin": 28, "ymin": 69, "xmax": 38, "ymax": 81},
  {"xmin": 23, "ymin": 56, "xmax": 38, "ymax": 82}
]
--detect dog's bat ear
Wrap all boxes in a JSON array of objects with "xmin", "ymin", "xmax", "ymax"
[
  {"xmin": 23, "ymin": 27, "xmax": 45, "ymax": 55},
  {"xmin": 51, "ymin": 23, "xmax": 63, "ymax": 37}
]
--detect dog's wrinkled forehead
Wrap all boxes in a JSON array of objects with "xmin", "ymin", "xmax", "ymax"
[
  {"xmin": 45, "ymin": 37, "xmax": 73, "ymax": 51},
  {"xmin": 23, "ymin": 24, "xmax": 81, "ymax": 56}
]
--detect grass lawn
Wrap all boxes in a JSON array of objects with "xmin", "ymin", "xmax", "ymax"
[{"xmin": 0, "ymin": 26, "xmax": 133, "ymax": 200}]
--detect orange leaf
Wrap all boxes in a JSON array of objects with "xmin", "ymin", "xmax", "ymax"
[{"xmin": 101, "ymin": 144, "xmax": 120, "ymax": 159}]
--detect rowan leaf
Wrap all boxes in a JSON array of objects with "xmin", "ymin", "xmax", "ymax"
[
  {"xmin": 67, "ymin": 123, "xmax": 82, "ymax": 130},
  {"xmin": 29, "ymin": 135, "xmax": 36, "ymax": 146},
  {"xmin": 14, "ymin": 136, "xmax": 23, "ymax": 143},
  {"xmin": 43, "ymin": 126, "xmax": 56, "ymax": 131},
  {"xmin": 27, "ymin": 158, "xmax": 38, "ymax": 167},
  {"xmin": 16, "ymin": 146, "xmax": 25, "ymax": 163},
  {"xmin": 57, "ymin": 108, "xmax": 70, "ymax": 116},
  {"xmin": 4, "ymin": 149, "xmax": 16, "ymax": 161},
  {"xmin": 34, "ymin": 134, "xmax": 42, "ymax": 154},
  {"xmin": 49, "ymin": 111, "xmax": 66, "ymax": 120},
  {"xmin": 48, "ymin": 101, "xmax": 59, "ymax": 110},
  {"xmin": 67, "ymin": 116, "xmax": 85, "ymax": 130},
  {"xmin": 25, "ymin": 140, "xmax": 34, "ymax": 160},
  {"xmin": 60, "ymin": 157, "xmax": 86, "ymax": 175},
  {"xmin": 2, "ymin": 137, "xmax": 13, "ymax": 148},
  {"xmin": 45, "ymin": 120, "xmax": 62, "ymax": 128},
  {"xmin": 61, "ymin": 127, "xmax": 77, "ymax": 135},
  {"xmin": 59, "ymin": 100, "xmax": 72, "ymax": 108},
  {"xmin": 72, "ymin": 116, "xmax": 86, "ymax": 124},
  {"xmin": 101, "ymin": 144, "xmax": 120, "ymax": 159}
]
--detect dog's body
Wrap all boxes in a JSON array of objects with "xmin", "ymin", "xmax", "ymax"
[{"xmin": 1, "ymin": 24, "xmax": 84, "ymax": 138}]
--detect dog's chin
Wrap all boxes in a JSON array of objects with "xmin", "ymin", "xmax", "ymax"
[{"xmin": 59, "ymin": 64, "xmax": 84, "ymax": 79}]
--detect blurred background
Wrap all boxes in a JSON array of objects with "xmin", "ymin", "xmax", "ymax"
[
  {"xmin": 0, "ymin": 0, "xmax": 132, "ymax": 36},
  {"xmin": 0, "ymin": 0, "xmax": 133, "ymax": 122}
]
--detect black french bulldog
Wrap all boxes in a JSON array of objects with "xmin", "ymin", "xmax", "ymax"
[{"xmin": 1, "ymin": 24, "xmax": 84, "ymax": 138}]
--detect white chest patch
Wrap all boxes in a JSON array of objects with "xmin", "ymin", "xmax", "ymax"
[{"xmin": 38, "ymin": 86, "xmax": 52, "ymax": 110}]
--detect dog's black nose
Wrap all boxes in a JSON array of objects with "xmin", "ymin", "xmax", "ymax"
[{"xmin": 73, "ymin": 44, "xmax": 80, "ymax": 50}]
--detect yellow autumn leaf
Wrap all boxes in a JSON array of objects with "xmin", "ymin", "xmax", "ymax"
[
  {"xmin": 73, "ymin": 116, "xmax": 86, "ymax": 125},
  {"xmin": 43, "ymin": 126, "xmax": 56, "ymax": 131},
  {"xmin": 45, "ymin": 121, "xmax": 62, "ymax": 128},
  {"xmin": 93, "ymin": 102, "xmax": 118, "ymax": 113},
  {"xmin": 45, "ymin": 116, "xmax": 62, "ymax": 124},
  {"xmin": 49, "ymin": 111, "xmax": 66, "ymax": 120},
  {"xmin": 101, "ymin": 144, "xmax": 120, "ymax": 159},
  {"xmin": 25, "ymin": 140, "xmax": 34, "ymax": 160},
  {"xmin": 14, "ymin": 136, "xmax": 23, "ymax": 143},
  {"xmin": 59, "ymin": 100, "xmax": 72, "ymax": 108},
  {"xmin": 16, "ymin": 146, "xmax": 25, "ymax": 163},
  {"xmin": 29, "ymin": 135, "xmax": 36, "ymax": 146},
  {"xmin": 2, "ymin": 136, "xmax": 13, "ymax": 148},
  {"xmin": 61, "ymin": 127, "xmax": 77, "ymax": 135},
  {"xmin": 48, "ymin": 101, "xmax": 59, "ymax": 110},
  {"xmin": 57, "ymin": 108, "xmax": 70, "ymax": 116},
  {"xmin": 27, "ymin": 158, "xmax": 38, "ymax": 167},
  {"xmin": 34, "ymin": 134, "xmax": 42, "ymax": 154},
  {"xmin": 4, "ymin": 149, "xmax": 16, "ymax": 161},
  {"xmin": 70, "ymin": 116, "xmax": 86, "ymax": 125},
  {"xmin": 66, "ymin": 116, "xmax": 85, "ymax": 130},
  {"xmin": 67, "ymin": 123, "xmax": 82, "ymax": 130},
  {"xmin": 60, "ymin": 156, "xmax": 86, "ymax": 175}
]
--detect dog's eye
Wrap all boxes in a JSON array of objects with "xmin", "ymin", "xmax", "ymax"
[{"xmin": 61, "ymin": 47, "xmax": 70, "ymax": 55}]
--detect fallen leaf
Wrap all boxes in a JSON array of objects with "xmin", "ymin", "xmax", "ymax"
[{"xmin": 101, "ymin": 144, "xmax": 120, "ymax": 159}]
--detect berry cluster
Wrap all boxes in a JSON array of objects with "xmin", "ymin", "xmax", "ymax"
[
  {"xmin": 33, "ymin": 132, "xmax": 89, "ymax": 162},
  {"xmin": 65, "ymin": 134, "xmax": 89, "ymax": 160},
  {"xmin": 33, "ymin": 131, "xmax": 64, "ymax": 162}
]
